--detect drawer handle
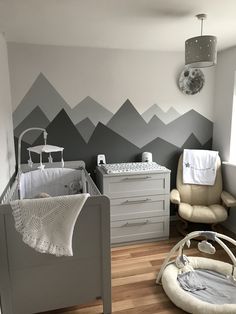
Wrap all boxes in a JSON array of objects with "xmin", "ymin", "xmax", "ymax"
[
  {"xmin": 123, "ymin": 220, "xmax": 149, "ymax": 227},
  {"xmin": 123, "ymin": 176, "xmax": 152, "ymax": 181},
  {"xmin": 123, "ymin": 198, "xmax": 151, "ymax": 205}
]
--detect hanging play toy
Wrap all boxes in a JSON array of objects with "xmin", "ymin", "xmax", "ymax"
[{"xmin": 17, "ymin": 127, "xmax": 64, "ymax": 191}]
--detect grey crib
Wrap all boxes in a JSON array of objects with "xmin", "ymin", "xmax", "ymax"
[{"xmin": 0, "ymin": 161, "xmax": 111, "ymax": 314}]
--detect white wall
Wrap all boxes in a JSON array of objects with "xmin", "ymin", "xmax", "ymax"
[
  {"xmin": 8, "ymin": 43, "xmax": 216, "ymax": 120},
  {"xmin": 213, "ymin": 46, "xmax": 236, "ymax": 233},
  {"xmin": 213, "ymin": 47, "xmax": 236, "ymax": 161},
  {"xmin": 0, "ymin": 34, "xmax": 15, "ymax": 196},
  {"xmin": 222, "ymin": 163, "xmax": 236, "ymax": 233}
]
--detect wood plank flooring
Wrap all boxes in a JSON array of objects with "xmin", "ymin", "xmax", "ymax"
[{"xmin": 43, "ymin": 225, "xmax": 236, "ymax": 314}]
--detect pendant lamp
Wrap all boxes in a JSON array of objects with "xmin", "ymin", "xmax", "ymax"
[{"xmin": 185, "ymin": 14, "xmax": 217, "ymax": 68}]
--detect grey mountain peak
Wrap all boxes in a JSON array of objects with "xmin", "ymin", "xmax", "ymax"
[
  {"xmin": 142, "ymin": 103, "xmax": 180, "ymax": 124},
  {"xmin": 73, "ymin": 96, "xmax": 113, "ymax": 126},
  {"xmin": 13, "ymin": 72, "xmax": 71, "ymax": 128}
]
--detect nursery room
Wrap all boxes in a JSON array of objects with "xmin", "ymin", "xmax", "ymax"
[{"xmin": 1, "ymin": 0, "xmax": 236, "ymax": 313}]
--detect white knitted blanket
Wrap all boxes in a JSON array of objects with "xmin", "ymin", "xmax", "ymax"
[{"xmin": 10, "ymin": 193, "xmax": 89, "ymax": 256}]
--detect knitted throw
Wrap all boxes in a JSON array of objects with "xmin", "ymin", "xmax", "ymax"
[{"xmin": 10, "ymin": 193, "xmax": 89, "ymax": 257}]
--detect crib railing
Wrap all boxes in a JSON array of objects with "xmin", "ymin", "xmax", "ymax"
[
  {"xmin": 1, "ymin": 162, "xmax": 100, "ymax": 205},
  {"xmin": 0, "ymin": 176, "xmax": 18, "ymax": 204},
  {"xmin": 84, "ymin": 169, "xmax": 101, "ymax": 196}
]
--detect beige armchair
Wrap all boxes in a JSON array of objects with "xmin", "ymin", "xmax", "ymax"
[{"xmin": 171, "ymin": 154, "xmax": 236, "ymax": 234}]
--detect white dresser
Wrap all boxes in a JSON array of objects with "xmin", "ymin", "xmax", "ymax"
[{"xmin": 96, "ymin": 165, "xmax": 171, "ymax": 245}]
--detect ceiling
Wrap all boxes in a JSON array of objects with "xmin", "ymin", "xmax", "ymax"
[{"xmin": 0, "ymin": 0, "xmax": 236, "ymax": 51}]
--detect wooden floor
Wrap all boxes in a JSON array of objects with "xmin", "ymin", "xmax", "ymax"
[{"xmin": 44, "ymin": 225, "xmax": 236, "ymax": 314}]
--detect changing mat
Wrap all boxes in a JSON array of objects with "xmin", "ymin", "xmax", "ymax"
[{"xmin": 10, "ymin": 193, "xmax": 89, "ymax": 256}]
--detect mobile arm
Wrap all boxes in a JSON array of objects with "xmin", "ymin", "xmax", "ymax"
[{"xmin": 17, "ymin": 127, "xmax": 47, "ymax": 174}]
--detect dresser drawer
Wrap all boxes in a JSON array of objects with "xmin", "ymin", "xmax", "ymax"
[
  {"xmin": 111, "ymin": 216, "xmax": 169, "ymax": 244},
  {"xmin": 110, "ymin": 194, "xmax": 169, "ymax": 221},
  {"xmin": 103, "ymin": 173, "xmax": 170, "ymax": 198}
]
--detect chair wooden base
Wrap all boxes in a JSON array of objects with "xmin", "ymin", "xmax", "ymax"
[{"xmin": 176, "ymin": 213, "xmax": 223, "ymax": 239}]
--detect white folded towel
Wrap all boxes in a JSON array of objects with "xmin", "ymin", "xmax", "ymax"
[
  {"xmin": 183, "ymin": 149, "xmax": 218, "ymax": 186},
  {"xmin": 10, "ymin": 193, "xmax": 89, "ymax": 256}
]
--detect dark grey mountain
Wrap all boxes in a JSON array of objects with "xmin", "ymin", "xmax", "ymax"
[
  {"xmin": 181, "ymin": 133, "xmax": 202, "ymax": 150},
  {"xmin": 203, "ymin": 138, "xmax": 213, "ymax": 150},
  {"xmin": 107, "ymin": 99, "xmax": 150, "ymax": 148},
  {"xmin": 142, "ymin": 137, "xmax": 181, "ymax": 189},
  {"xmin": 14, "ymin": 137, "xmax": 31, "ymax": 165},
  {"xmin": 76, "ymin": 118, "xmax": 95, "ymax": 143},
  {"xmin": 14, "ymin": 106, "xmax": 50, "ymax": 144},
  {"xmin": 87, "ymin": 122, "xmax": 141, "ymax": 174},
  {"xmin": 32, "ymin": 109, "xmax": 87, "ymax": 163}
]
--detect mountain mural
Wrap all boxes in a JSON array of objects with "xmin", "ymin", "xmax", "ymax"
[
  {"xmin": 142, "ymin": 104, "xmax": 180, "ymax": 124},
  {"xmin": 13, "ymin": 72, "xmax": 213, "ymax": 188},
  {"xmin": 106, "ymin": 100, "xmax": 213, "ymax": 148},
  {"xmin": 13, "ymin": 74, "xmax": 113, "ymax": 131},
  {"xmin": 15, "ymin": 106, "xmax": 213, "ymax": 187}
]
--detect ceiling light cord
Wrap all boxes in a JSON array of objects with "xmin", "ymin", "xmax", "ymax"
[{"xmin": 200, "ymin": 18, "xmax": 203, "ymax": 36}]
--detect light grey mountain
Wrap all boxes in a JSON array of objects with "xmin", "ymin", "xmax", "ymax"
[
  {"xmin": 72, "ymin": 96, "xmax": 113, "ymax": 126},
  {"xmin": 13, "ymin": 73, "xmax": 72, "ymax": 129},
  {"xmin": 142, "ymin": 104, "xmax": 180, "ymax": 124},
  {"xmin": 14, "ymin": 106, "xmax": 50, "ymax": 144},
  {"xmin": 107, "ymin": 99, "xmax": 150, "ymax": 148},
  {"xmin": 76, "ymin": 118, "xmax": 95, "ymax": 143}
]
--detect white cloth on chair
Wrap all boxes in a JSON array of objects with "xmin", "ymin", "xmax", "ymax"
[
  {"xmin": 10, "ymin": 193, "xmax": 89, "ymax": 256},
  {"xmin": 183, "ymin": 149, "xmax": 218, "ymax": 186}
]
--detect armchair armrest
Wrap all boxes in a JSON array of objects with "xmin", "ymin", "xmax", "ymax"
[
  {"xmin": 221, "ymin": 191, "xmax": 236, "ymax": 208},
  {"xmin": 170, "ymin": 189, "xmax": 181, "ymax": 205}
]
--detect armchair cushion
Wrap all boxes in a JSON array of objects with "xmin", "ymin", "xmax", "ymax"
[
  {"xmin": 221, "ymin": 191, "xmax": 236, "ymax": 208},
  {"xmin": 179, "ymin": 203, "xmax": 228, "ymax": 224},
  {"xmin": 170, "ymin": 189, "xmax": 181, "ymax": 205}
]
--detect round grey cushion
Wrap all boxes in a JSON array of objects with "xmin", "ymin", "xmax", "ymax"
[{"xmin": 162, "ymin": 257, "xmax": 236, "ymax": 314}]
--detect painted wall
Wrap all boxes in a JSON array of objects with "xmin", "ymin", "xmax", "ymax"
[
  {"xmin": 222, "ymin": 163, "xmax": 236, "ymax": 233},
  {"xmin": 212, "ymin": 47, "xmax": 236, "ymax": 161},
  {"xmin": 213, "ymin": 46, "xmax": 236, "ymax": 233},
  {"xmin": 8, "ymin": 43, "xmax": 215, "ymax": 120},
  {"xmin": 8, "ymin": 43, "xmax": 215, "ymax": 197},
  {"xmin": 0, "ymin": 34, "xmax": 15, "ymax": 196}
]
